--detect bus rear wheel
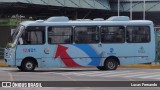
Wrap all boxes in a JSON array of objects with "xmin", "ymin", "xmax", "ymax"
[
  {"xmin": 21, "ymin": 59, "xmax": 36, "ymax": 72},
  {"xmin": 104, "ymin": 58, "xmax": 118, "ymax": 70},
  {"xmin": 97, "ymin": 66, "xmax": 105, "ymax": 70}
]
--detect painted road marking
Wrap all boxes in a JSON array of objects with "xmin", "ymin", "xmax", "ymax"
[{"xmin": 49, "ymin": 70, "xmax": 160, "ymax": 80}]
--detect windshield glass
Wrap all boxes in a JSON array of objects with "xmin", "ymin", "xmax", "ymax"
[
  {"xmin": 7, "ymin": 25, "xmax": 25, "ymax": 48},
  {"xmin": 12, "ymin": 26, "xmax": 21, "ymax": 42}
]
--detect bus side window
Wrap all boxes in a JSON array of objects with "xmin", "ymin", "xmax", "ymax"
[
  {"xmin": 126, "ymin": 26, "xmax": 150, "ymax": 43},
  {"xmin": 48, "ymin": 26, "xmax": 73, "ymax": 44},
  {"xmin": 75, "ymin": 26, "xmax": 99, "ymax": 44},
  {"xmin": 48, "ymin": 37, "xmax": 52, "ymax": 44},
  {"xmin": 75, "ymin": 31, "xmax": 87, "ymax": 43},
  {"xmin": 20, "ymin": 31, "xmax": 29, "ymax": 44},
  {"xmin": 101, "ymin": 26, "xmax": 125, "ymax": 43},
  {"xmin": 22, "ymin": 26, "xmax": 45, "ymax": 45}
]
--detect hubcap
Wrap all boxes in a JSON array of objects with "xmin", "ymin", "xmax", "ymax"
[
  {"xmin": 26, "ymin": 62, "xmax": 33, "ymax": 70},
  {"xmin": 108, "ymin": 62, "xmax": 115, "ymax": 69}
]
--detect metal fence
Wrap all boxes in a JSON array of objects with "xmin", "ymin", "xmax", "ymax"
[{"xmin": 156, "ymin": 29, "xmax": 160, "ymax": 62}]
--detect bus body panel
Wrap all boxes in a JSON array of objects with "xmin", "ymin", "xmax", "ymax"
[
  {"xmin": 15, "ymin": 44, "xmax": 62, "ymax": 68},
  {"xmin": 15, "ymin": 41, "xmax": 155, "ymax": 67},
  {"xmin": 4, "ymin": 48, "xmax": 16, "ymax": 66}
]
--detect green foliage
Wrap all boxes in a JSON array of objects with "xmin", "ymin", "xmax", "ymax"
[{"xmin": 0, "ymin": 18, "xmax": 33, "ymax": 26}]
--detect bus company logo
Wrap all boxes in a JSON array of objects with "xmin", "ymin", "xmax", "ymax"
[
  {"xmin": 2, "ymin": 82, "xmax": 11, "ymax": 87},
  {"xmin": 107, "ymin": 48, "xmax": 116, "ymax": 55},
  {"xmin": 110, "ymin": 48, "xmax": 114, "ymax": 53}
]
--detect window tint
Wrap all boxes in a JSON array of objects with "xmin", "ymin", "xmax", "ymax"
[
  {"xmin": 126, "ymin": 26, "xmax": 150, "ymax": 43},
  {"xmin": 75, "ymin": 26, "xmax": 99, "ymax": 43},
  {"xmin": 48, "ymin": 27, "xmax": 72, "ymax": 44},
  {"xmin": 22, "ymin": 26, "xmax": 45, "ymax": 44},
  {"xmin": 101, "ymin": 26, "xmax": 125, "ymax": 43}
]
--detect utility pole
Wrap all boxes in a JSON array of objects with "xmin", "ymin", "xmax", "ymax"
[
  {"xmin": 118, "ymin": 0, "xmax": 120, "ymax": 16},
  {"xmin": 130, "ymin": 0, "xmax": 132, "ymax": 20},
  {"xmin": 143, "ymin": 0, "xmax": 146, "ymax": 20}
]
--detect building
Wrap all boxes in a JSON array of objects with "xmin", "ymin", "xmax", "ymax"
[
  {"xmin": 1, "ymin": 0, "xmax": 160, "ymax": 58},
  {"xmin": 110, "ymin": 0, "xmax": 160, "ymax": 25},
  {"xmin": 0, "ymin": 0, "xmax": 110, "ymax": 19},
  {"xmin": 0, "ymin": 0, "xmax": 160, "ymax": 22}
]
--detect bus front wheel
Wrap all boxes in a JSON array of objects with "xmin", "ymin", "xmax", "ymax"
[
  {"xmin": 104, "ymin": 58, "xmax": 118, "ymax": 70},
  {"xmin": 21, "ymin": 59, "xmax": 36, "ymax": 72}
]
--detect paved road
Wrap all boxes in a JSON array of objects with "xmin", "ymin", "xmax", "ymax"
[{"xmin": 0, "ymin": 67, "xmax": 160, "ymax": 90}]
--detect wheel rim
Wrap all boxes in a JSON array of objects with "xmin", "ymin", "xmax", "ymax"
[
  {"xmin": 26, "ymin": 62, "xmax": 33, "ymax": 70},
  {"xmin": 108, "ymin": 61, "xmax": 115, "ymax": 69}
]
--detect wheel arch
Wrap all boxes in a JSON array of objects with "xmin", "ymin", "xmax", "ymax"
[
  {"xmin": 21, "ymin": 57, "xmax": 38, "ymax": 67},
  {"xmin": 104, "ymin": 56, "xmax": 120, "ymax": 66}
]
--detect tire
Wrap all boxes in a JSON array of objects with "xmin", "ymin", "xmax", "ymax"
[
  {"xmin": 17, "ymin": 66, "xmax": 23, "ymax": 71},
  {"xmin": 104, "ymin": 58, "xmax": 118, "ymax": 70},
  {"xmin": 97, "ymin": 66, "xmax": 105, "ymax": 70},
  {"xmin": 21, "ymin": 59, "xmax": 36, "ymax": 72}
]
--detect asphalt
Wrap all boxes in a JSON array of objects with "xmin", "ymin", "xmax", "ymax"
[{"xmin": 0, "ymin": 59, "xmax": 160, "ymax": 68}]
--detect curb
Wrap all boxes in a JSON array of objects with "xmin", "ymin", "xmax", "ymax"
[
  {"xmin": 0, "ymin": 60, "xmax": 160, "ymax": 68},
  {"xmin": 0, "ymin": 60, "xmax": 8, "ymax": 67},
  {"xmin": 119, "ymin": 64, "xmax": 160, "ymax": 69}
]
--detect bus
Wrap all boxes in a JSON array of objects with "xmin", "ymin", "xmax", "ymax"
[{"xmin": 4, "ymin": 16, "xmax": 155, "ymax": 72}]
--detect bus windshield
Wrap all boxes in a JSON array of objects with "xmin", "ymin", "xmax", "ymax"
[{"xmin": 7, "ymin": 25, "xmax": 25, "ymax": 48}]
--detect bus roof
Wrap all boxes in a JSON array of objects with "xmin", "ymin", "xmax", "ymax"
[{"xmin": 20, "ymin": 16, "xmax": 154, "ymax": 27}]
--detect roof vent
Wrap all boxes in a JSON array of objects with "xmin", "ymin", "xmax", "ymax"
[
  {"xmin": 93, "ymin": 18, "xmax": 104, "ymax": 21},
  {"xmin": 36, "ymin": 20, "xmax": 44, "ymax": 23},
  {"xmin": 45, "ymin": 16, "xmax": 69, "ymax": 22},
  {"xmin": 107, "ymin": 16, "xmax": 129, "ymax": 21},
  {"xmin": 76, "ymin": 19, "xmax": 91, "ymax": 21}
]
